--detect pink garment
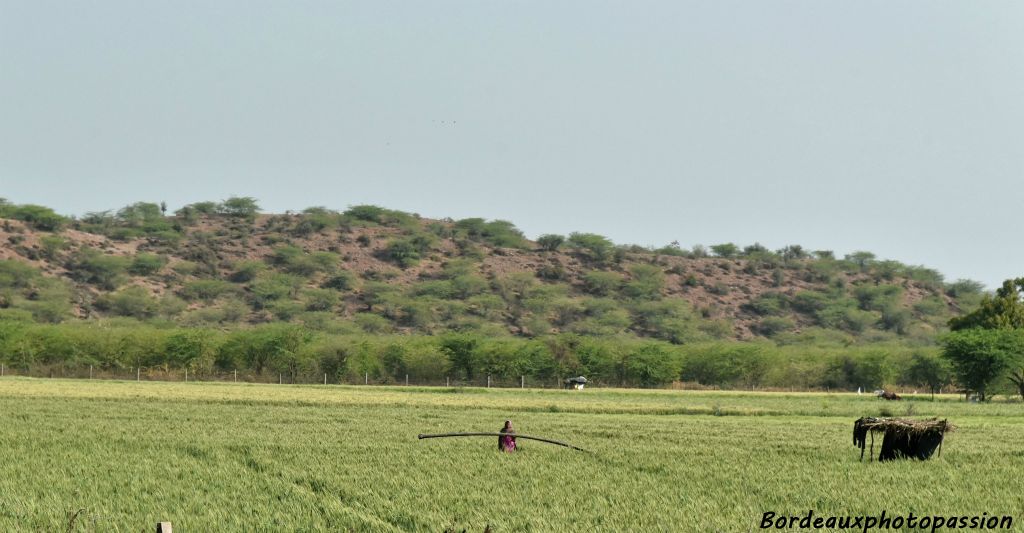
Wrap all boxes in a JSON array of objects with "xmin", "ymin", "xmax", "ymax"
[{"xmin": 500, "ymin": 434, "xmax": 517, "ymax": 452}]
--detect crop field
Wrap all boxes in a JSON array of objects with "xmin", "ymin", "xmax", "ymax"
[{"xmin": 0, "ymin": 379, "xmax": 1022, "ymax": 532}]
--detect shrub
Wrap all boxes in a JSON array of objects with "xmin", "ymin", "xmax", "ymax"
[
  {"xmin": 790, "ymin": 291, "xmax": 829, "ymax": 314},
  {"xmin": 913, "ymin": 297, "xmax": 947, "ymax": 317},
  {"xmin": 707, "ymin": 282, "xmax": 729, "ymax": 296},
  {"xmin": 744, "ymin": 293, "xmax": 786, "ymax": 316},
  {"xmin": 710, "ymin": 243, "xmax": 739, "ymax": 258},
  {"xmin": 39, "ymin": 236, "xmax": 69, "ymax": 260},
  {"xmin": 217, "ymin": 196, "xmax": 260, "ymax": 219},
  {"xmin": 95, "ymin": 286, "xmax": 158, "ymax": 319},
  {"xmin": 754, "ymin": 317, "xmax": 795, "ymax": 337},
  {"xmin": 229, "ymin": 261, "xmax": 267, "ymax": 283},
  {"xmin": 164, "ymin": 330, "xmax": 219, "ymax": 372},
  {"xmin": 880, "ymin": 305, "xmax": 911, "ymax": 335},
  {"xmin": 129, "ymin": 253, "xmax": 167, "ymax": 276},
  {"xmin": 182, "ymin": 279, "xmax": 237, "ymax": 302},
  {"xmin": 382, "ymin": 234, "xmax": 434, "ymax": 268},
  {"xmin": 450, "ymin": 275, "xmax": 488, "ymax": 299},
  {"xmin": 624, "ymin": 343, "xmax": 681, "ymax": 387},
  {"xmin": 945, "ymin": 279, "xmax": 985, "ymax": 299},
  {"xmin": 0, "ymin": 260, "xmax": 39, "ymax": 289},
  {"xmin": 536, "ymin": 262, "xmax": 567, "ymax": 281},
  {"xmin": 250, "ymin": 273, "xmax": 303, "ymax": 309},
  {"xmin": 568, "ymin": 233, "xmax": 614, "ymax": 262},
  {"xmin": 344, "ymin": 205, "xmax": 415, "ymax": 227},
  {"xmin": 536, "ymin": 234, "xmax": 565, "ymax": 252},
  {"xmin": 6, "ymin": 204, "xmax": 66, "ymax": 231},
  {"xmin": 321, "ymin": 270, "xmax": 357, "ymax": 291},
  {"xmin": 583, "ymin": 271, "xmax": 622, "ymax": 296},
  {"xmin": 854, "ymin": 284, "xmax": 902, "ymax": 311},
  {"xmin": 622, "ymin": 264, "xmax": 665, "ymax": 300},
  {"xmin": 354, "ymin": 313, "xmax": 393, "ymax": 333},
  {"xmin": 171, "ymin": 261, "xmax": 199, "ymax": 277},
  {"xmin": 454, "ymin": 219, "xmax": 527, "ymax": 248},
  {"xmin": 66, "ymin": 250, "xmax": 130, "ymax": 290}
]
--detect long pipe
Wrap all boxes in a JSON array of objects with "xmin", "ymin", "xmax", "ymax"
[{"xmin": 417, "ymin": 432, "xmax": 587, "ymax": 452}]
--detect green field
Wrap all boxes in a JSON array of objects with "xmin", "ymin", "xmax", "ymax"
[{"xmin": 0, "ymin": 379, "xmax": 1021, "ymax": 532}]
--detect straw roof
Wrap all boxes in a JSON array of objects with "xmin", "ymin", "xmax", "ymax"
[{"xmin": 857, "ymin": 417, "xmax": 956, "ymax": 436}]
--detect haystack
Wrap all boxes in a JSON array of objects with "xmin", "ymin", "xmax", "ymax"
[{"xmin": 853, "ymin": 417, "xmax": 955, "ymax": 462}]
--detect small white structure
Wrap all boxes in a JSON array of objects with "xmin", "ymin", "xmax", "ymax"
[{"xmin": 565, "ymin": 376, "xmax": 587, "ymax": 390}]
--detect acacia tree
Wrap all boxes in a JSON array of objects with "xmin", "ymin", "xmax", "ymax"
[
  {"xmin": 536, "ymin": 234, "xmax": 565, "ymax": 252},
  {"xmin": 1009, "ymin": 369, "xmax": 1024, "ymax": 401},
  {"xmin": 218, "ymin": 197, "xmax": 261, "ymax": 220},
  {"xmin": 904, "ymin": 352, "xmax": 951, "ymax": 398},
  {"xmin": 948, "ymin": 278, "xmax": 1024, "ymax": 331},
  {"xmin": 941, "ymin": 328, "xmax": 1023, "ymax": 401},
  {"xmin": 943, "ymin": 278, "xmax": 1024, "ymax": 400}
]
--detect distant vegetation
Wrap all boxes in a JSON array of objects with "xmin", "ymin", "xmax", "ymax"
[{"xmin": 0, "ymin": 197, "xmax": 997, "ymax": 391}]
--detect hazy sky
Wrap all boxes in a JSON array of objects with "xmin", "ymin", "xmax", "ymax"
[{"xmin": 2, "ymin": 2, "xmax": 1022, "ymax": 288}]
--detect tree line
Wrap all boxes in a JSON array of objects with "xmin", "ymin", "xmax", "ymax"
[{"xmin": 0, "ymin": 320, "xmax": 959, "ymax": 391}]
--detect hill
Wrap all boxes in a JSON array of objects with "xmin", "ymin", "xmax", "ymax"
[{"xmin": 0, "ymin": 197, "xmax": 985, "ymax": 345}]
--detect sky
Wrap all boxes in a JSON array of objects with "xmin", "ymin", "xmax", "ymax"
[{"xmin": 2, "ymin": 1, "xmax": 1022, "ymax": 288}]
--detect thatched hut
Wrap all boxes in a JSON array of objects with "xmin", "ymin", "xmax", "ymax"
[{"xmin": 853, "ymin": 417, "xmax": 954, "ymax": 462}]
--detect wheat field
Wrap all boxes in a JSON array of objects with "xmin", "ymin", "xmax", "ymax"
[{"xmin": 0, "ymin": 378, "xmax": 1021, "ymax": 532}]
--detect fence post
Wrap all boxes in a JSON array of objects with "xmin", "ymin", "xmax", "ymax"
[
  {"xmin": 90, "ymin": 365, "xmax": 93, "ymax": 380},
  {"xmin": 446, "ymin": 376, "xmax": 449, "ymax": 387},
  {"xmin": 324, "ymin": 373, "xmax": 327, "ymax": 385},
  {"xmin": 365, "ymin": 372, "xmax": 368, "ymax": 385},
  {"xmin": 487, "ymin": 375, "xmax": 491, "ymax": 388},
  {"xmin": 185, "ymin": 368, "xmax": 188, "ymax": 382},
  {"xmin": 405, "ymin": 374, "xmax": 409, "ymax": 386},
  {"xmin": 279, "ymin": 373, "xmax": 282, "ymax": 385},
  {"xmin": 1, "ymin": 363, "xmax": 4, "ymax": 376},
  {"xmin": 137, "ymin": 367, "xmax": 140, "ymax": 382}
]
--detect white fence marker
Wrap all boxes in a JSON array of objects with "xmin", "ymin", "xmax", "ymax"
[
  {"xmin": 234, "ymin": 370, "xmax": 237, "ymax": 382},
  {"xmin": 90, "ymin": 365, "xmax": 93, "ymax": 379},
  {"xmin": 365, "ymin": 372, "xmax": 368, "ymax": 385},
  {"xmin": 137, "ymin": 367, "xmax": 140, "ymax": 381},
  {"xmin": 521, "ymin": 375, "xmax": 524, "ymax": 388},
  {"xmin": 324, "ymin": 373, "xmax": 327, "ymax": 385},
  {"xmin": 405, "ymin": 374, "xmax": 409, "ymax": 386},
  {"xmin": 487, "ymin": 375, "xmax": 491, "ymax": 388}
]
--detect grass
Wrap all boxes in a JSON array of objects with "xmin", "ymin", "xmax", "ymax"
[{"xmin": 0, "ymin": 378, "xmax": 1022, "ymax": 532}]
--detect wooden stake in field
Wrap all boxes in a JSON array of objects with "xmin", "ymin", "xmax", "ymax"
[
  {"xmin": 418, "ymin": 432, "xmax": 587, "ymax": 452},
  {"xmin": 137, "ymin": 368, "xmax": 140, "ymax": 382},
  {"xmin": 324, "ymin": 373, "xmax": 327, "ymax": 385},
  {"xmin": 89, "ymin": 365, "xmax": 93, "ymax": 379},
  {"xmin": 234, "ymin": 369, "xmax": 237, "ymax": 382}
]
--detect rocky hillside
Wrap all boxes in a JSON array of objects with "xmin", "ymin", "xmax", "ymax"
[{"xmin": 0, "ymin": 199, "xmax": 985, "ymax": 344}]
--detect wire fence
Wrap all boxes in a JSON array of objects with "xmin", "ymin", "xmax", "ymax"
[
  {"xmin": 0, "ymin": 363, "xmax": 963, "ymax": 395},
  {"xmin": 0, "ymin": 363, "xmax": 613, "ymax": 389}
]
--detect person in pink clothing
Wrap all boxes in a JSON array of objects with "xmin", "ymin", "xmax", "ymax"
[{"xmin": 498, "ymin": 420, "xmax": 517, "ymax": 452}]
